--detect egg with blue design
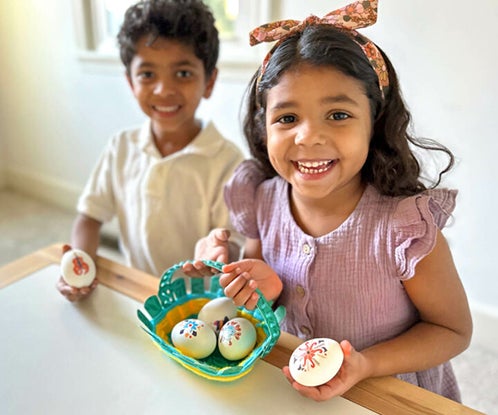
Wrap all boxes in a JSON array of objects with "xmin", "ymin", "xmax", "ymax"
[
  {"xmin": 171, "ymin": 318, "xmax": 217, "ymax": 359},
  {"xmin": 218, "ymin": 317, "xmax": 257, "ymax": 361}
]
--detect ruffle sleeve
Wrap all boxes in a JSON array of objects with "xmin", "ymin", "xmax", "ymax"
[
  {"xmin": 224, "ymin": 159, "xmax": 267, "ymax": 239},
  {"xmin": 393, "ymin": 189, "xmax": 457, "ymax": 280}
]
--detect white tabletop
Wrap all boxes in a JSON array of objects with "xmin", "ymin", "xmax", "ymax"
[{"xmin": 0, "ymin": 265, "xmax": 375, "ymax": 415}]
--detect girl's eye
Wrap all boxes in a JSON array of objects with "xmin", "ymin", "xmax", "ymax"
[
  {"xmin": 277, "ymin": 114, "xmax": 296, "ymax": 124},
  {"xmin": 329, "ymin": 112, "xmax": 350, "ymax": 121}
]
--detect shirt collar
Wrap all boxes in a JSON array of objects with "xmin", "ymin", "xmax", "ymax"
[{"xmin": 137, "ymin": 119, "xmax": 224, "ymax": 158}]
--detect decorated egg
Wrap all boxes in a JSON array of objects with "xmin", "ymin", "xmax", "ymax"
[
  {"xmin": 171, "ymin": 318, "xmax": 216, "ymax": 359},
  {"xmin": 198, "ymin": 297, "xmax": 238, "ymax": 334},
  {"xmin": 218, "ymin": 317, "xmax": 257, "ymax": 361},
  {"xmin": 60, "ymin": 248, "xmax": 96, "ymax": 288},
  {"xmin": 288, "ymin": 338, "xmax": 344, "ymax": 387}
]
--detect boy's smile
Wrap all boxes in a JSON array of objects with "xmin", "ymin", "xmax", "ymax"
[{"xmin": 127, "ymin": 36, "xmax": 217, "ymax": 154}]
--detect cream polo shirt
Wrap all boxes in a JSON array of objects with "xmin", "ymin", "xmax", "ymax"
[{"xmin": 77, "ymin": 119, "xmax": 244, "ymax": 277}]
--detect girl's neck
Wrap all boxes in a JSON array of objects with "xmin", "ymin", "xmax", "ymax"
[
  {"xmin": 290, "ymin": 181, "xmax": 366, "ymax": 238},
  {"xmin": 152, "ymin": 120, "xmax": 201, "ymax": 157}
]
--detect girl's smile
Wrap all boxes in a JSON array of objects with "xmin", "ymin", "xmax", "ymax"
[{"xmin": 293, "ymin": 159, "xmax": 337, "ymax": 177}]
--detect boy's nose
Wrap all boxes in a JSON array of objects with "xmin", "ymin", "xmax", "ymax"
[{"xmin": 153, "ymin": 81, "xmax": 176, "ymax": 97}]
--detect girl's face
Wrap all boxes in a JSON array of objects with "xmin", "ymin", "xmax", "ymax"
[{"xmin": 265, "ymin": 63, "xmax": 372, "ymax": 207}]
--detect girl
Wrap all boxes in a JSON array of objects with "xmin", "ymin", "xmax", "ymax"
[{"xmin": 185, "ymin": 0, "xmax": 472, "ymax": 403}]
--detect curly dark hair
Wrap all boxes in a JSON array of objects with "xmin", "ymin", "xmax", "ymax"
[
  {"xmin": 243, "ymin": 25, "xmax": 454, "ymax": 197},
  {"xmin": 117, "ymin": 0, "xmax": 219, "ymax": 76}
]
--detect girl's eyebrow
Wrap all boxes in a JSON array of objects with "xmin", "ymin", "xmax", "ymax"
[
  {"xmin": 269, "ymin": 94, "xmax": 360, "ymax": 111},
  {"xmin": 322, "ymin": 94, "xmax": 360, "ymax": 106}
]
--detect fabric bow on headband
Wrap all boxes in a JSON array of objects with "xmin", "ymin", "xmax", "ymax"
[{"xmin": 249, "ymin": 0, "xmax": 389, "ymax": 96}]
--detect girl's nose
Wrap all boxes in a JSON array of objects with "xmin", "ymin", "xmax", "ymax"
[{"xmin": 294, "ymin": 121, "xmax": 326, "ymax": 146}]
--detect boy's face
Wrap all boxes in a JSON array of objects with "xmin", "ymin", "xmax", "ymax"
[{"xmin": 126, "ymin": 36, "xmax": 217, "ymax": 143}]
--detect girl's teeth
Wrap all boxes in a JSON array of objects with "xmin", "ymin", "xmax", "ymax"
[{"xmin": 296, "ymin": 161, "xmax": 332, "ymax": 174}]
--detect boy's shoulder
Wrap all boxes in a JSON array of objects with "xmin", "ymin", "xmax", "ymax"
[
  {"xmin": 108, "ymin": 121, "xmax": 148, "ymax": 144},
  {"xmin": 197, "ymin": 120, "xmax": 244, "ymax": 157}
]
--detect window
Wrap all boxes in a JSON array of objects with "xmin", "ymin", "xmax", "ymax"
[{"xmin": 73, "ymin": 0, "xmax": 277, "ymax": 73}]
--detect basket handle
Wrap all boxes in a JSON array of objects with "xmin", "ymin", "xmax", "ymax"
[{"xmin": 158, "ymin": 259, "xmax": 225, "ymax": 289}]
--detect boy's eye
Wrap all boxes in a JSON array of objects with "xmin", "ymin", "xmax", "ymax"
[
  {"xmin": 329, "ymin": 112, "xmax": 350, "ymax": 121},
  {"xmin": 277, "ymin": 114, "xmax": 296, "ymax": 124},
  {"xmin": 176, "ymin": 70, "xmax": 192, "ymax": 78},
  {"xmin": 137, "ymin": 71, "xmax": 154, "ymax": 80}
]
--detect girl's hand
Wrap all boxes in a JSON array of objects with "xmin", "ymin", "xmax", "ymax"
[
  {"xmin": 182, "ymin": 229, "xmax": 231, "ymax": 277},
  {"xmin": 219, "ymin": 259, "xmax": 283, "ymax": 309},
  {"xmin": 56, "ymin": 276, "xmax": 98, "ymax": 302},
  {"xmin": 282, "ymin": 341, "xmax": 369, "ymax": 402}
]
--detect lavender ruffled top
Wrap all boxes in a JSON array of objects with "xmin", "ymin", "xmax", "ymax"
[{"xmin": 224, "ymin": 159, "xmax": 460, "ymax": 401}]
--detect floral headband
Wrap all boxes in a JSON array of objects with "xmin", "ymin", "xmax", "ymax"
[{"xmin": 249, "ymin": 0, "xmax": 389, "ymax": 98}]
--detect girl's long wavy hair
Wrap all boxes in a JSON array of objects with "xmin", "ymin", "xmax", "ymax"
[{"xmin": 243, "ymin": 25, "xmax": 454, "ymax": 197}]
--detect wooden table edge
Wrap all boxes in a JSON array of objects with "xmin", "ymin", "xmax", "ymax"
[{"xmin": 0, "ymin": 243, "xmax": 484, "ymax": 415}]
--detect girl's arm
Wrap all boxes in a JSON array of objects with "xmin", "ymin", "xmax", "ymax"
[
  {"xmin": 56, "ymin": 214, "xmax": 101, "ymax": 301},
  {"xmin": 361, "ymin": 229, "xmax": 472, "ymax": 375},
  {"xmin": 283, "ymin": 230, "xmax": 472, "ymax": 401}
]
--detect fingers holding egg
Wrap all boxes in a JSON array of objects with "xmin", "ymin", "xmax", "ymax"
[{"xmin": 288, "ymin": 338, "xmax": 344, "ymax": 387}]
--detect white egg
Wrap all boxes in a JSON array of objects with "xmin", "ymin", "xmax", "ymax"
[
  {"xmin": 60, "ymin": 249, "xmax": 96, "ymax": 288},
  {"xmin": 198, "ymin": 297, "xmax": 238, "ymax": 334},
  {"xmin": 218, "ymin": 317, "xmax": 257, "ymax": 361},
  {"xmin": 171, "ymin": 318, "xmax": 217, "ymax": 359},
  {"xmin": 288, "ymin": 338, "xmax": 344, "ymax": 387}
]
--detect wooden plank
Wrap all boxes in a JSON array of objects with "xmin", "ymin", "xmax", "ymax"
[{"xmin": 0, "ymin": 250, "xmax": 54, "ymax": 288}]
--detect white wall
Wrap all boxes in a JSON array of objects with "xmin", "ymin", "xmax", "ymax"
[{"xmin": 1, "ymin": 0, "xmax": 496, "ymax": 314}]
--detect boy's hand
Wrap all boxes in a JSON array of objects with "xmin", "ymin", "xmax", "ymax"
[
  {"xmin": 56, "ymin": 276, "xmax": 98, "ymax": 302},
  {"xmin": 282, "ymin": 340, "xmax": 369, "ymax": 401},
  {"xmin": 56, "ymin": 244, "xmax": 98, "ymax": 302},
  {"xmin": 219, "ymin": 259, "xmax": 283, "ymax": 309},
  {"xmin": 182, "ymin": 228, "xmax": 231, "ymax": 277}
]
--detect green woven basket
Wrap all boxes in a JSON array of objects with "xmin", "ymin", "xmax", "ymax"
[{"xmin": 137, "ymin": 259, "xmax": 285, "ymax": 382}]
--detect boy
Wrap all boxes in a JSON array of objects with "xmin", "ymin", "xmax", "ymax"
[{"xmin": 57, "ymin": 0, "xmax": 244, "ymax": 301}]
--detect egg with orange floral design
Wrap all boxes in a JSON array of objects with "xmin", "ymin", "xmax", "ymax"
[
  {"xmin": 288, "ymin": 338, "xmax": 344, "ymax": 386},
  {"xmin": 218, "ymin": 317, "xmax": 256, "ymax": 360},
  {"xmin": 171, "ymin": 318, "xmax": 216, "ymax": 359},
  {"xmin": 60, "ymin": 248, "xmax": 96, "ymax": 288}
]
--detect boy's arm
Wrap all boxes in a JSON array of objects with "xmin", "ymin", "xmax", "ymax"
[{"xmin": 70, "ymin": 213, "xmax": 102, "ymax": 259}]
